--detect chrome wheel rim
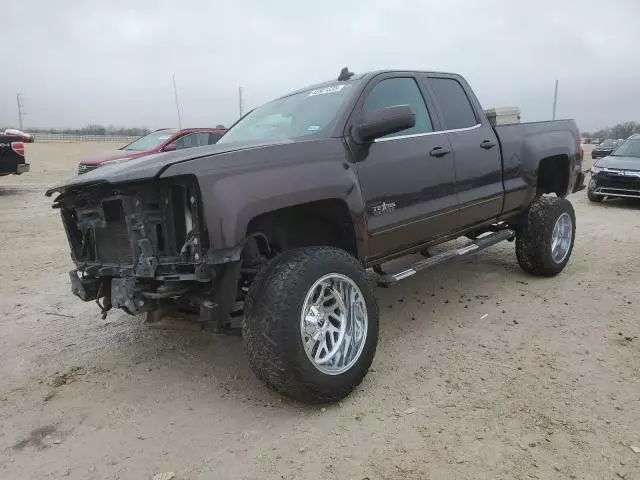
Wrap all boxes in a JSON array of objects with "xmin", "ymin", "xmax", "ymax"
[
  {"xmin": 551, "ymin": 212, "xmax": 573, "ymax": 264},
  {"xmin": 300, "ymin": 273, "xmax": 368, "ymax": 375}
]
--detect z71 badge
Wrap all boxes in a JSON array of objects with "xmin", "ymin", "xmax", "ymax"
[{"xmin": 370, "ymin": 201, "xmax": 396, "ymax": 216}]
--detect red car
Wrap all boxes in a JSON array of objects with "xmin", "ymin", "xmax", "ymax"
[
  {"xmin": 77, "ymin": 127, "xmax": 226, "ymax": 174},
  {"xmin": 3, "ymin": 129, "xmax": 34, "ymax": 143}
]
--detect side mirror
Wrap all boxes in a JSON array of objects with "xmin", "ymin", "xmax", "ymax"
[
  {"xmin": 163, "ymin": 143, "xmax": 177, "ymax": 152},
  {"xmin": 352, "ymin": 105, "xmax": 415, "ymax": 143}
]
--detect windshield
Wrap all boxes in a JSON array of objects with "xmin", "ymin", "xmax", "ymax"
[
  {"xmin": 124, "ymin": 130, "xmax": 177, "ymax": 151},
  {"xmin": 611, "ymin": 139, "xmax": 640, "ymax": 158},
  {"xmin": 218, "ymin": 82, "xmax": 358, "ymax": 144},
  {"xmin": 599, "ymin": 139, "xmax": 615, "ymax": 148}
]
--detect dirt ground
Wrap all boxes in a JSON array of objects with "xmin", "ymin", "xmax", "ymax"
[{"xmin": 0, "ymin": 142, "xmax": 638, "ymax": 480}]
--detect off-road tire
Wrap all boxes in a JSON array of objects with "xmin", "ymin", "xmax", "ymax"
[
  {"xmin": 516, "ymin": 196, "xmax": 576, "ymax": 277},
  {"xmin": 587, "ymin": 177, "xmax": 603, "ymax": 203},
  {"xmin": 243, "ymin": 247, "xmax": 379, "ymax": 403}
]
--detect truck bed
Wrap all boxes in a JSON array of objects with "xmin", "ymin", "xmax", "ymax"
[{"xmin": 494, "ymin": 119, "xmax": 583, "ymax": 214}]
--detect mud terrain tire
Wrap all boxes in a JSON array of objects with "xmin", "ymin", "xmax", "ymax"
[
  {"xmin": 243, "ymin": 247, "xmax": 379, "ymax": 403},
  {"xmin": 516, "ymin": 196, "xmax": 576, "ymax": 277}
]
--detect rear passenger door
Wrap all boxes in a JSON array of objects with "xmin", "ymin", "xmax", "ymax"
[
  {"xmin": 424, "ymin": 75, "xmax": 503, "ymax": 227},
  {"xmin": 351, "ymin": 74, "xmax": 458, "ymax": 258}
]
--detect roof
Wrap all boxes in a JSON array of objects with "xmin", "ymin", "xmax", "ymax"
[
  {"xmin": 179, "ymin": 127, "xmax": 227, "ymax": 133},
  {"xmin": 280, "ymin": 69, "xmax": 460, "ymax": 99},
  {"xmin": 151, "ymin": 127, "xmax": 226, "ymax": 134}
]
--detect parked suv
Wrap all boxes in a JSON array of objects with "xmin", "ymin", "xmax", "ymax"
[
  {"xmin": 77, "ymin": 128, "xmax": 226, "ymax": 174},
  {"xmin": 588, "ymin": 134, "xmax": 640, "ymax": 202},
  {"xmin": 591, "ymin": 138, "xmax": 619, "ymax": 159}
]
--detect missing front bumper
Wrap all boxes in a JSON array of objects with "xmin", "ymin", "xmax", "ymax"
[
  {"xmin": 68, "ymin": 258, "xmax": 241, "ymax": 333},
  {"xmin": 69, "ymin": 269, "xmax": 100, "ymax": 301}
]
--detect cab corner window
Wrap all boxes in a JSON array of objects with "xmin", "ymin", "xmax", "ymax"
[
  {"xmin": 428, "ymin": 78, "xmax": 478, "ymax": 130},
  {"xmin": 364, "ymin": 77, "xmax": 433, "ymax": 138}
]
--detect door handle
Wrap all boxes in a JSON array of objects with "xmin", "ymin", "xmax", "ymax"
[
  {"xmin": 480, "ymin": 140, "xmax": 497, "ymax": 149},
  {"xmin": 429, "ymin": 146, "xmax": 451, "ymax": 158}
]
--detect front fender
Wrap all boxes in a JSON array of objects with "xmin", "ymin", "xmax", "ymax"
[{"xmin": 161, "ymin": 139, "xmax": 368, "ymax": 260}]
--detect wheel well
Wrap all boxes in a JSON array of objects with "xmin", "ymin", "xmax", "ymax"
[
  {"xmin": 537, "ymin": 155, "xmax": 570, "ymax": 197},
  {"xmin": 245, "ymin": 199, "xmax": 358, "ymax": 258}
]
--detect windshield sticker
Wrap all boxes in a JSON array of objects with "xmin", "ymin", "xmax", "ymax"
[
  {"xmin": 307, "ymin": 125, "xmax": 320, "ymax": 131},
  {"xmin": 308, "ymin": 85, "xmax": 346, "ymax": 97},
  {"xmin": 158, "ymin": 135, "xmax": 171, "ymax": 140}
]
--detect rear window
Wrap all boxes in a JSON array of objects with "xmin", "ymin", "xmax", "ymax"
[{"xmin": 428, "ymin": 78, "xmax": 478, "ymax": 130}]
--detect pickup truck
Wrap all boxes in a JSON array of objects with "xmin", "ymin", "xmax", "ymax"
[
  {"xmin": 0, "ymin": 133, "xmax": 30, "ymax": 176},
  {"xmin": 46, "ymin": 69, "xmax": 585, "ymax": 403}
]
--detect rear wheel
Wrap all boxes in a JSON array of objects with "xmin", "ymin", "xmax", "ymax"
[
  {"xmin": 243, "ymin": 247, "xmax": 379, "ymax": 403},
  {"xmin": 516, "ymin": 196, "xmax": 576, "ymax": 277}
]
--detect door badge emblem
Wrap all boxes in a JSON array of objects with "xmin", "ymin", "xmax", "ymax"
[{"xmin": 370, "ymin": 201, "xmax": 396, "ymax": 216}]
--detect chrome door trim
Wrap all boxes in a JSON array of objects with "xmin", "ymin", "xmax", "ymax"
[{"xmin": 374, "ymin": 123, "xmax": 482, "ymax": 143}]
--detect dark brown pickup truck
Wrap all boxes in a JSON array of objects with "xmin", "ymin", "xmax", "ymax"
[{"xmin": 47, "ymin": 69, "xmax": 585, "ymax": 403}]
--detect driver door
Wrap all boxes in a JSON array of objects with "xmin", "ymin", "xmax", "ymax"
[{"xmin": 351, "ymin": 75, "xmax": 458, "ymax": 259}]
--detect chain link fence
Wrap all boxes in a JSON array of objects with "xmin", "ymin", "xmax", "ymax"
[{"xmin": 32, "ymin": 133, "xmax": 139, "ymax": 143}]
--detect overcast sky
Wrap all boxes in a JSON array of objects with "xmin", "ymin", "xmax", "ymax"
[{"xmin": 1, "ymin": 0, "xmax": 638, "ymax": 132}]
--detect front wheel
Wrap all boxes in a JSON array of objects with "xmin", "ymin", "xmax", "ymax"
[
  {"xmin": 243, "ymin": 247, "xmax": 379, "ymax": 403},
  {"xmin": 516, "ymin": 196, "xmax": 576, "ymax": 277},
  {"xmin": 587, "ymin": 178, "xmax": 603, "ymax": 203}
]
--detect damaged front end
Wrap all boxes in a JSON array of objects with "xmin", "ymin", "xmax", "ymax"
[{"xmin": 52, "ymin": 176, "xmax": 241, "ymax": 331}]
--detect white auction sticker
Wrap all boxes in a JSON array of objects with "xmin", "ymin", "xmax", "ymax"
[{"xmin": 308, "ymin": 85, "xmax": 346, "ymax": 97}]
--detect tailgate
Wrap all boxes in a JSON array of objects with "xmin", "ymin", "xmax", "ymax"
[{"xmin": 0, "ymin": 137, "xmax": 29, "ymax": 175}]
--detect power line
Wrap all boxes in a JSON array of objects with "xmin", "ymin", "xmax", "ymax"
[
  {"xmin": 552, "ymin": 80, "xmax": 558, "ymax": 121},
  {"xmin": 16, "ymin": 93, "xmax": 25, "ymax": 129},
  {"xmin": 172, "ymin": 74, "xmax": 182, "ymax": 130}
]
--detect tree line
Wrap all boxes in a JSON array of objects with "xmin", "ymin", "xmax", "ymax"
[{"xmin": 583, "ymin": 121, "xmax": 640, "ymax": 140}]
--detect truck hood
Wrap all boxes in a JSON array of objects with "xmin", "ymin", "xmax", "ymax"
[
  {"xmin": 594, "ymin": 155, "xmax": 640, "ymax": 171},
  {"xmin": 46, "ymin": 139, "xmax": 292, "ymax": 196},
  {"xmin": 79, "ymin": 149, "xmax": 149, "ymax": 166}
]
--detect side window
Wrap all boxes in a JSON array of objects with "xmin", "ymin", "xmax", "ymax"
[
  {"xmin": 428, "ymin": 78, "xmax": 478, "ymax": 130},
  {"xmin": 195, "ymin": 132, "xmax": 211, "ymax": 146},
  {"xmin": 364, "ymin": 77, "xmax": 433, "ymax": 137},
  {"xmin": 208, "ymin": 133, "xmax": 223, "ymax": 144},
  {"xmin": 173, "ymin": 133, "xmax": 200, "ymax": 150}
]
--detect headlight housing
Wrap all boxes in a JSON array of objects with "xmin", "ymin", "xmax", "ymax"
[{"xmin": 590, "ymin": 165, "xmax": 602, "ymax": 174}]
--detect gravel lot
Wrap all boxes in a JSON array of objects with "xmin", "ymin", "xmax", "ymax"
[{"xmin": 0, "ymin": 142, "xmax": 638, "ymax": 480}]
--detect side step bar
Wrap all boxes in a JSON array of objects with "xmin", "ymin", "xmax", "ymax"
[{"xmin": 377, "ymin": 229, "xmax": 515, "ymax": 287}]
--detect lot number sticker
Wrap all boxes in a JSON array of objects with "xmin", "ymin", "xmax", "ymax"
[{"xmin": 308, "ymin": 85, "xmax": 346, "ymax": 96}]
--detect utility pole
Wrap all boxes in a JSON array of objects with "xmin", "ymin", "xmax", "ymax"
[
  {"xmin": 238, "ymin": 86, "xmax": 244, "ymax": 118},
  {"xmin": 552, "ymin": 80, "xmax": 558, "ymax": 120},
  {"xmin": 172, "ymin": 74, "xmax": 182, "ymax": 129},
  {"xmin": 16, "ymin": 93, "xmax": 25, "ymax": 129}
]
